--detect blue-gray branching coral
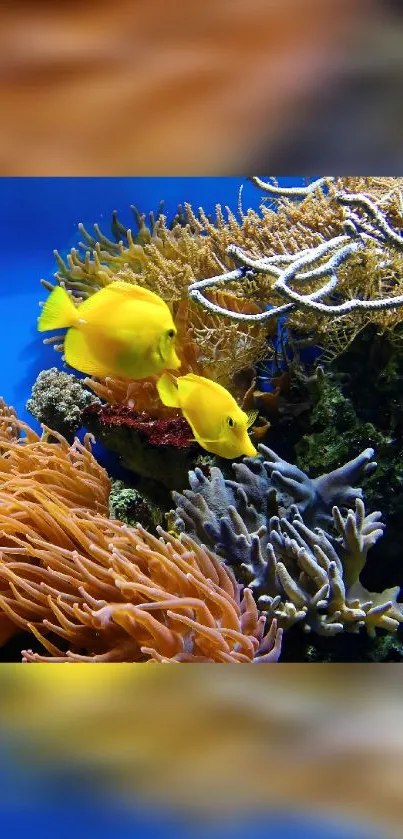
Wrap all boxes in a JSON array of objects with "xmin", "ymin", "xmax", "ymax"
[{"xmin": 172, "ymin": 445, "xmax": 403, "ymax": 636}]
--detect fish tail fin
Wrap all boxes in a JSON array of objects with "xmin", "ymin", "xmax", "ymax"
[
  {"xmin": 38, "ymin": 286, "xmax": 79, "ymax": 332},
  {"xmin": 156, "ymin": 372, "xmax": 181, "ymax": 408}
]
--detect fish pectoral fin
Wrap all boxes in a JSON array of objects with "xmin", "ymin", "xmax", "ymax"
[
  {"xmin": 64, "ymin": 328, "xmax": 116, "ymax": 377},
  {"xmin": 246, "ymin": 409, "xmax": 259, "ymax": 429}
]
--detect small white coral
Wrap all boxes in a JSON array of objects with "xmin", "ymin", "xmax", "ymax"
[{"xmin": 26, "ymin": 367, "xmax": 100, "ymax": 439}]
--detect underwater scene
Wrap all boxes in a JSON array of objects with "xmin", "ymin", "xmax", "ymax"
[{"xmin": 1, "ymin": 175, "xmax": 403, "ymax": 664}]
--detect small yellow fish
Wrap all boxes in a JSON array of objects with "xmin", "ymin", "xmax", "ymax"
[
  {"xmin": 38, "ymin": 281, "xmax": 181, "ymax": 380},
  {"xmin": 157, "ymin": 372, "xmax": 258, "ymax": 459}
]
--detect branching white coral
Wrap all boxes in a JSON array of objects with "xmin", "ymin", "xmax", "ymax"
[
  {"xmin": 249, "ymin": 176, "xmax": 333, "ymax": 199},
  {"xmin": 188, "ymin": 181, "xmax": 403, "ymax": 322}
]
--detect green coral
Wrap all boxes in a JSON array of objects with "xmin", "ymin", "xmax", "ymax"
[
  {"xmin": 292, "ymin": 326, "xmax": 403, "ymax": 597},
  {"xmin": 295, "ymin": 367, "xmax": 392, "ymax": 477},
  {"xmin": 282, "ymin": 624, "xmax": 403, "ymax": 662},
  {"xmin": 108, "ymin": 480, "xmax": 163, "ymax": 530}
]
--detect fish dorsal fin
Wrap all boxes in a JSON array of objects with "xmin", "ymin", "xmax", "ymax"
[
  {"xmin": 64, "ymin": 328, "xmax": 117, "ymax": 377},
  {"xmin": 78, "ymin": 281, "xmax": 169, "ymax": 319},
  {"xmin": 246, "ymin": 409, "xmax": 259, "ymax": 429},
  {"xmin": 180, "ymin": 373, "xmax": 215, "ymax": 386},
  {"xmin": 107, "ymin": 281, "xmax": 170, "ymax": 310},
  {"xmin": 179, "ymin": 373, "xmax": 230, "ymax": 401}
]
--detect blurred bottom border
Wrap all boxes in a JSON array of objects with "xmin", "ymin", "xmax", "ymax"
[
  {"xmin": 0, "ymin": 664, "xmax": 401, "ymax": 839},
  {"xmin": 0, "ymin": 802, "xmax": 393, "ymax": 839}
]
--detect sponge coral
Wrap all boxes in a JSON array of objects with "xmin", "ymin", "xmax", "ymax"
[{"xmin": 26, "ymin": 367, "xmax": 101, "ymax": 440}]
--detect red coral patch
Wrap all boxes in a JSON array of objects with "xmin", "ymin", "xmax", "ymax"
[{"xmin": 82, "ymin": 403, "xmax": 194, "ymax": 448}]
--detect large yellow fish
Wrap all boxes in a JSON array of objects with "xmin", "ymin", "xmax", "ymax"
[
  {"xmin": 38, "ymin": 281, "xmax": 181, "ymax": 379},
  {"xmin": 157, "ymin": 372, "xmax": 258, "ymax": 459}
]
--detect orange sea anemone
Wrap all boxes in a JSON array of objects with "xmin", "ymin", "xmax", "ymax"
[
  {"xmin": 0, "ymin": 504, "xmax": 282, "ymax": 663},
  {"xmin": 0, "ymin": 400, "xmax": 281, "ymax": 662}
]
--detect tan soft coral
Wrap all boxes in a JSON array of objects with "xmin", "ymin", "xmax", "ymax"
[
  {"xmin": 0, "ymin": 402, "xmax": 281, "ymax": 662},
  {"xmin": 284, "ymin": 178, "xmax": 403, "ymax": 361},
  {"xmin": 184, "ymin": 177, "xmax": 403, "ymax": 363}
]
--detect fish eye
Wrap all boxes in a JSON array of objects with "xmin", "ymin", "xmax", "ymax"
[
  {"xmin": 227, "ymin": 417, "xmax": 235, "ymax": 428},
  {"xmin": 167, "ymin": 329, "xmax": 175, "ymax": 339}
]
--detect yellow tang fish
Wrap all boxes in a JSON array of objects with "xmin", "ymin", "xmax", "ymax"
[
  {"xmin": 157, "ymin": 372, "xmax": 258, "ymax": 459},
  {"xmin": 38, "ymin": 281, "xmax": 181, "ymax": 380}
]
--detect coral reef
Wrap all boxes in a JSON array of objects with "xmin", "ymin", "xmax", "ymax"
[
  {"xmin": 0, "ymin": 398, "xmax": 110, "ymax": 514},
  {"xmin": 0, "ymin": 398, "xmax": 110, "ymax": 647},
  {"xmin": 38, "ymin": 178, "xmax": 403, "ymax": 421},
  {"xmin": 189, "ymin": 176, "xmax": 403, "ymax": 363},
  {"xmin": 40, "ymin": 178, "xmax": 403, "ymax": 448},
  {"xmin": 295, "ymin": 366, "xmax": 392, "ymax": 476},
  {"xmin": 26, "ymin": 367, "xmax": 101, "ymax": 440},
  {"xmin": 108, "ymin": 479, "xmax": 163, "ymax": 530},
  {"xmin": 292, "ymin": 327, "xmax": 403, "ymax": 594},
  {"xmin": 81, "ymin": 402, "xmax": 204, "ymax": 498},
  {"xmin": 172, "ymin": 444, "xmax": 402, "ymax": 637},
  {"xmin": 0, "ymin": 401, "xmax": 281, "ymax": 662},
  {"xmin": 25, "ymin": 176, "xmax": 403, "ymax": 662}
]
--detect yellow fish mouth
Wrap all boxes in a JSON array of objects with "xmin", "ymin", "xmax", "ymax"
[
  {"xmin": 171, "ymin": 350, "xmax": 181, "ymax": 369},
  {"xmin": 242, "ymin": 438, "xmax": 258, "ymax": 457},
  {"xmin": 232, "ymin": 426, "xmax": 257, "ymax": 457},
  {"xmin": 160, "ymin": 349, "xmax": 180, "ymax": 370}
]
